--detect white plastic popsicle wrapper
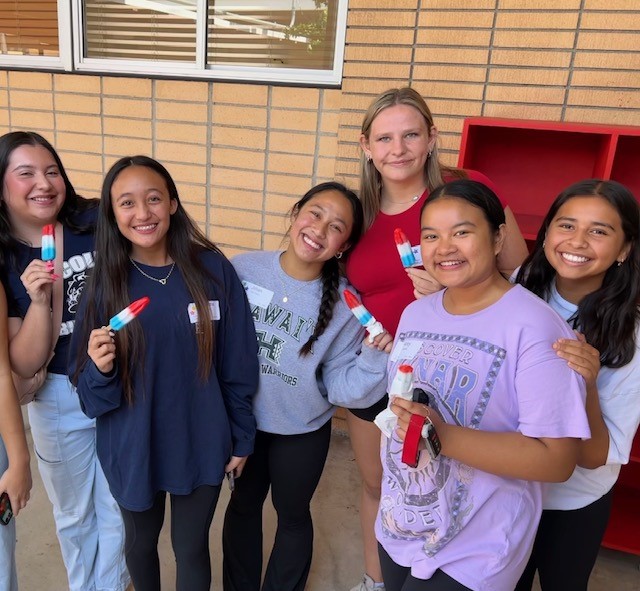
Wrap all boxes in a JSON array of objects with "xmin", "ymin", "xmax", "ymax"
[
  {"xmin": 374, "ymin": 364, "xmax": 414, "ymax": 437},
  {"xmin": 364, "ymin": 317, "xmax": 385, "ymax": 343}
]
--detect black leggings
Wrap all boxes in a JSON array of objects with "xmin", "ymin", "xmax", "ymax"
[
  {"xmin": 378, "ymin": 544, "xmax": 471, "ymax": 591},
  {"xmin": 515, "ymin": 489, "xmax": 613, "ymax": 591},
  {"xmin": 119, "ymin": 485, "xmax": 221, "ymax": 591},
  {"xmin": 222, "ymin": 421, "xmax": 332, "ymax": 591}
]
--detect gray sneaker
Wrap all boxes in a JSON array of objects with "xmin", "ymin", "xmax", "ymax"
[{"xmin": 349, "ymin": 574, "xmax": 385, "ymax": 591}]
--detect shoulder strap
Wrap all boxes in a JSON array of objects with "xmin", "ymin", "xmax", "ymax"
[{"xmin": 50, "ymin": 221, "xmax": 64, "ymax": 350}]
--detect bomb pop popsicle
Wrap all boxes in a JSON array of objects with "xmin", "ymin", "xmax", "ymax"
[
  {"xmin": 394, "ymin": 228, "xmax": 416, "ymax": 268},
  {"xmin": 374, "ymin": 364, "xmax": 414, "ymax": 438},
  {"xmin": 41, "ymin": 224, "xmax": 55, "ymax": 262},
  {"xmin": 107, "ymin": 297, "xmax": 150, "ymax": 331},
  {"xmin": 343, "ymin": 289, "xmax": 385, "ymax": 343}
]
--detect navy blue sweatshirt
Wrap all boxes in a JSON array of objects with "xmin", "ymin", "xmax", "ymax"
[{"xmin": 70, "ymin": 250, "xmax": 258, "ymax": 511}]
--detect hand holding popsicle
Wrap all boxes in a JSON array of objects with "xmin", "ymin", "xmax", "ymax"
[
  {"xmin": 394, "ymin": 228, "xmax": 417, "ymax": 268},
  {"xmin": 88, "ymin": 297, "xmax": 150, "ymax": 373},
  {"xmin": 343, "ymin": 289, "xmax": 385, "ymax": 343}
]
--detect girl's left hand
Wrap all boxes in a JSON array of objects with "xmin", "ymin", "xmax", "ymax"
[
  {"xmin": 364, "ymin": 330, "xmax": 394, "ymax": 353},
  {"xmin": 225, "ymin": 455, "xmax": 248, "ymax": 478},
  {"xmin": 390, "ymin": 396, "xmax": 444, "ymax": 442},
  {"xmin": 553, "ymin": 333, "xmax": 601, "ymax": 387}
]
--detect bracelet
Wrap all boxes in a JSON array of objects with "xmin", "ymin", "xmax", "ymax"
[{"xmin": 402, "ymin": 413, "xmax": 426, "ymax": 468}]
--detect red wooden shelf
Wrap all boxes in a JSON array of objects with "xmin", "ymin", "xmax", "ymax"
[
  {"xmin": 458, "ymin": 117, "xmax": 640, "ymax": 243},
  {"xmin": 601, "ymin": 459, "xmax": 640, "ymax": 555},
  {"xmin": 458, "ymin": 117, "xmax": 640, "ymax": 556}
]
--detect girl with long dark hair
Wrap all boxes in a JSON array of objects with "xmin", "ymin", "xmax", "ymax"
[
  {"xmin": 70, "ymin": 156, "xmax": 259, "ymax": 591},
  {"xmin": 0, "ymin": 131, "xmax": 128, "ymax": 591},
  {"xmin": 515, "ymin": 179, "xmax": 640, "ymax": 590}
]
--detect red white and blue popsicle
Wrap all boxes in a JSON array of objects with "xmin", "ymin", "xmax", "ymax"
[
  {"xmin": 394, "ymin": 228, "xmax": 417, "ymax": 268},
  {"xmin": 41, "ymin": 224, "xmax": 56, "ymax": 262},
  {"xmin": 107, "ymin": 297, "xmax": 150, "ymax": 331},
  {"xmin": 343, "ymin": 289, "xmax": 385, "ymax": 343}
]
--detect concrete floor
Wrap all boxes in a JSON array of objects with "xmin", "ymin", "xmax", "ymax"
[{"xmin": 13, "ymin": 430, "xmax": 640, "ymax": 590}]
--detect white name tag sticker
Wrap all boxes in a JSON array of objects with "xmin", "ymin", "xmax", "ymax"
[
  {"xmin": 390, "ymin": 339, "xmax": 423, "ymax": 362},
  {"xmin": 188, "ymin": 301, "xmax": 220, "ymax": 323},
  {"xmin": 410, "ymin": 244, "xmax": 423, "ymax": 266},
  {"xmin": 242, "ymin": 281, "xmax": 274, "ymax": 309}
]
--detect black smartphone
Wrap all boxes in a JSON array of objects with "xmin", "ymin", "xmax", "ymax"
[
  {"xmin": 0, "ymin": 492, "xmax": 13, "ymax": 526},
  {"xmin": 412, "ymin": 388, "xmax": 442, "ymax": 460}
]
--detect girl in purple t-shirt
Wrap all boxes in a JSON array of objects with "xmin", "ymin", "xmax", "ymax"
[{"xmin": 380, "ymin": 180, "xmax": 590, "ymax": 591}]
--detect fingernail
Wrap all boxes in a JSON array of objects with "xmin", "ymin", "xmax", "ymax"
[{"xmin": 51, "ymin": 273, "xmax": 61, "ymax": 280}]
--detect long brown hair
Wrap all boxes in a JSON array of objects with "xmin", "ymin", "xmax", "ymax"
[
  {"xmin": 73, "ymin": 156, "xmax": 223, "ymax": 403},
  {"xmin": 359, "ymin": 87, "xmax": 465, "ymax": 229}
]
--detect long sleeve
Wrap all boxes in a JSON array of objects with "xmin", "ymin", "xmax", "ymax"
[
  {"xmin": 68, "ymin": 290, "xmax": 124, "ymax": 419},
  {"xmin": 321, "ymin": 300, "xmax": 389, "ymax": 409},
  {"xmin": 216, "ymin": 258, "xmax": 259, "ymax": 457}
]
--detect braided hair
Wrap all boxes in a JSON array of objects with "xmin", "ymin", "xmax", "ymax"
[{"xmin": 292, "ymin": 182, "xmax": 364, "ymax": 356}]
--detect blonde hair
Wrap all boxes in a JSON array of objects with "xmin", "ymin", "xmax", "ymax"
[{"xmin": 359, "ymin": 87, "xmax": 464, "ymax": 229}]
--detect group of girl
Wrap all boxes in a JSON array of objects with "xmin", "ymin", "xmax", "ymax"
[{"xmin": 0, "ymin": 84, "xmax": 636, "ymax": 591}]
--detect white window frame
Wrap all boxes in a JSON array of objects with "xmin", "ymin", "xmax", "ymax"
[
  {"xmin": 0, "ymin": 1, "xmax": 348, "ymax": 86},
  {"xmin": 0, "ymin": 2, "xmax": 71, "ymax": 70}
]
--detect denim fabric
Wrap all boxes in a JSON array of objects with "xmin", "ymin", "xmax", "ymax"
[
  {"xmin": 0, "ymin": 437, "xmax": 18, "ymax": 591},
  {"xmin": 28, "ymin": 374, "xmax": 129, "ymax": 591}
]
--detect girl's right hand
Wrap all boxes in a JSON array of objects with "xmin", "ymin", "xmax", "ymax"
[
  {"xmin": 364, "ymin": 330, "xmax": 394, "ymax": 353},
  {"xmin": 405, "ymin": 267, "xmax": 442, "ymax": 299},
  {"xmin": 88, "ymin": 327, "xmax": 116, "ymax": 374},
  {"xmin": 19, "ymin": 259, "xmax": 55, "ymax": 306}
]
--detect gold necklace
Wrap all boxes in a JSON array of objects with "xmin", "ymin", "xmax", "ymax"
[
  {"xmin": 382, "ymin": 190, "xmax": 424, "ymax": 206},
  {"xmin": 129, "ymin": 257, "xmax": 176, "ymax": 285}
]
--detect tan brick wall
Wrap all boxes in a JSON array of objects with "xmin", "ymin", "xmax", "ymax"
[
  {"xmin": 1, "ymin": 4, "xmax": 639, "ymax": 433},
  {"xmin": 337, "ymin": 1, "xmax": 640, "ymax": 189}
]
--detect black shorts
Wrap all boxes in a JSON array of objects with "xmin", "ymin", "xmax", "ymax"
[{"xmin": 347, "ymin": 394, "xmax": 389, "ymax": 422}]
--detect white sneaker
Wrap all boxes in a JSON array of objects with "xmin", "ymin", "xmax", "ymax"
[{"xmin": 349, "ymin": 574, "xmax": 385, "ymax": 591}]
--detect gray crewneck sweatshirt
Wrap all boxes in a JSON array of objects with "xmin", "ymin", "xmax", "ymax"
[{"xmin": 233, "ymin": 250, "xmax": 389, "ymax": 434}]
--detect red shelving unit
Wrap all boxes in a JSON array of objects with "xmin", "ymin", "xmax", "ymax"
[
  {"xmin": 458, "ymin": 117, "xmax": 640, "ymax": 556},
  {"xmin": 458, "ymin": 117, "xmax": 640, "ymax": 241}
]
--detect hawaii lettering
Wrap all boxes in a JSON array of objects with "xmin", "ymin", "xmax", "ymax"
[{"xmin": 251, "ymin": 303, "xmax": 315, "ymax": 342}]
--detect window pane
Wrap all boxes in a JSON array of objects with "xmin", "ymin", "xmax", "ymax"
[
  {"xmin": 84, "ymin": 0, "xmax": 197, "ymax": 61},
  {"xmin": 207, "ymin": 0, "xmax": 337, "ymax": 70},
  {"xmin": 0, "ymin": 0, "xmax": 59, "ymax": 56}
]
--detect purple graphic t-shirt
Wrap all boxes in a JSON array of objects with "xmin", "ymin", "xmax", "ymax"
[{"xmin": 376, "ymin": 285, "xmax": 590, "ymax": 591}]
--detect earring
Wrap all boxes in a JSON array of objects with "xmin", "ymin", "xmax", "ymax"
[
  {"xmin": 335, "ymin": 251, "xmax": 343, "ymax": 260},
  {"xmin": 366, "ymin": 153, "xmax": 372, "ymax": 162},
  {"xmin": 428, "ymin": 150, "xmax": 432, "ymax": 158},
  {"xmin": 543, "ymin": 240, "xmax": 546, "ymax": 249},
  {"xmin": 617, "ymin": 259, "xmax": 624, "ymax": 266}
]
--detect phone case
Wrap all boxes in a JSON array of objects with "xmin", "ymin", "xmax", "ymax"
[{"xmin": 0, "ymin": 492, "xmax": 13, "ymax": 526}]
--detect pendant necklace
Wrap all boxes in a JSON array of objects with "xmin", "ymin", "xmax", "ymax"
[
  {"xmin": 129, "ymin": 257, "xmax": 176, "ymax": 285},
  {"xmin": 277, "ymin": 255, "xmax": 320, "ymax": 303}
]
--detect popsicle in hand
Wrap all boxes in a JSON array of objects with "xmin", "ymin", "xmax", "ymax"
[
  {"xmin": 343, "ymin": 289, "xmax": 385, "ymax": 343},
  {"xmin": 374, "ymin": 364, "xmax": 414, "ymax": 438},
  {"xmin": 41, "ymin": 224, "xmax": 55, "ymax": 262},
  {"xmin": 394, "ymin": 228, "xmax": 416, "ymax": 268},
  {"xmin": 107, "ymin": 297, "xmax": 150, "ymax": 331}
]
